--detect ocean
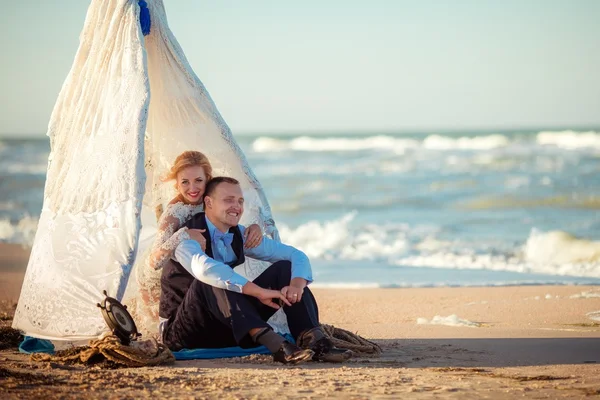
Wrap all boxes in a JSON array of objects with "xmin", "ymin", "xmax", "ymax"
[{"xmin": 1, "ymin": 129, "xmax": 600, "ymax": 288}]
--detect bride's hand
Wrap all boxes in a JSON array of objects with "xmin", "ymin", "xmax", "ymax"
[
  {"xmin": 244, "ymin": 224, "xmax": 263, "ymax": 248},
  {"xmin": 188, "ymin": 228, "xmax": 207, "ymax": 252}
]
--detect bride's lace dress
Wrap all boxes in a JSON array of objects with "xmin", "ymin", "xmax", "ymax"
[
  {"xmin": 132, "ymin": 202, "xmax": 201, "ymax": 338},
  {"xmin": 12, "ymin": 0, "xmax": 284, "ymax": 341},
  {"xmin": 146, "ymin": 203, "xmax": 201, "ymax": 271}
]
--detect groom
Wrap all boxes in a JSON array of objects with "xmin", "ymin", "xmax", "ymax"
[{"xmin": 159, "ymin": 177, "xmax": 351, "ymax": 364}]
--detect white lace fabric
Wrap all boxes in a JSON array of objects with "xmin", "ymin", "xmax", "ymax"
[
  {"xmin": 128, "ymin": 202, "xmax": 199, "ymax": 339},
  {"xmin": 13, "ymin": 0, "xmax": 286, "ymax": 341},
  {"xmin": 146, "ymin": 202, "xmax": 202, "ymax": 271}
]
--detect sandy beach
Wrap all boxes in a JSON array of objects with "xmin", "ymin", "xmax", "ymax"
[{"xmin": 1, "ymin": 242, "xmax": 599, "ymax": 399}]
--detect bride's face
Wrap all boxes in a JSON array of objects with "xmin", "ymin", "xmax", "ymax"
[{"xmin": 176, "ymin": 165, "xmax": 207, "ymax": 204}]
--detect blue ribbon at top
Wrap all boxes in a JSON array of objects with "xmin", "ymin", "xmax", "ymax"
[{"xmin": 139, "ymin": 0, "xmax": 151, "ymax": 36}]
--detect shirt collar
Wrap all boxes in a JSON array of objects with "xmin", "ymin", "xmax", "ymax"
[{"xmin": 205, "ymin": 216, "xmax": 228, "ymax": 241}]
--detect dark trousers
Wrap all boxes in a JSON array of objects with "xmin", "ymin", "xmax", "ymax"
[{"xmin": 162, "ymin": 261, "xmax": 320, "ymax": 351}]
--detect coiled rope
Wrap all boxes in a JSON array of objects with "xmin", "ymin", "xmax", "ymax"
[
  {"xmin": 31, "ymin": 333, "xmax": 174, "ymax": 368},
  {"xmin": 321, "ymin": 324, "xmax": 382, "ymax": 356}
]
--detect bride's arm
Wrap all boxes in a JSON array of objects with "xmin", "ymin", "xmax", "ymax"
[{"xmin": 146, "ymin": 203, "xmax": 194, "ymax": 270}]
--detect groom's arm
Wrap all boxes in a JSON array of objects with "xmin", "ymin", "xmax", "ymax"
[
  {"xmin": 239, "ymin": 225, "xmax": 313, "ymax": 285},
  {"xmin": 173, "ymin": 240, "xmax": 292, "ymax": 305},
  {"xmin": 173, "ymin": 240, "xmax": 249, "ymax": 292}
]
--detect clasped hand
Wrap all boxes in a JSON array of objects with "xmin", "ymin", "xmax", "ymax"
[
  {"xmin": 280, "ymin": 285, "xmax": 304, "ymax": 304},
  {"xmin": 258, "ymin": 289, "xmax": 291, "ymax": 310},
  {"xmin": 251, "ymin": 279, "xmax": 307, "ymax": 309}
]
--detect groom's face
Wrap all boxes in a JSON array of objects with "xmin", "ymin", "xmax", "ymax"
[{"xmin": 205, "ymin": 182, "xmax": 244, "ymax": 228}]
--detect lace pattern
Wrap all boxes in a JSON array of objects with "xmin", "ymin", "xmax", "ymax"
[
  {"xmin": 146, "ymin": 202, "xmax": 202, "ymax": 271},
  {"xmin": 12, "ymin": 0, "xmax": 148, "ymax": 340},
  {"xmin": 129, "ymin": 202, "xmax": 201, "ymax": 338},
  {"xmin": 13, "ymin": 201, "xmax": 141, "ymax": 339}
]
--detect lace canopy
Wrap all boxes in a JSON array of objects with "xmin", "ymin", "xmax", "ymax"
[{"xmin": 12, "ymin": 0, "xmax": 282, "ymax": 340}]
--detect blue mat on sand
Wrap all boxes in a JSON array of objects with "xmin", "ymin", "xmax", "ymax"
[
  {"xmin": 19, "ymin": 334, "xmax": 293, "ymax": 360},
  {"xmin": 19, "ymin": 336, "xmax": 55, "ymax": 354}
]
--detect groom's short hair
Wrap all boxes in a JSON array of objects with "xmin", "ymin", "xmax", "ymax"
[{"xmin": 203, "ymin": 177, "xmax": 240, "ymax": 204}]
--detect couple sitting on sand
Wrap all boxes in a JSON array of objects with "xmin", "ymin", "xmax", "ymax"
[{"xmin": 144, "ymin": 151, "xmax": 351, "ymax": 364}]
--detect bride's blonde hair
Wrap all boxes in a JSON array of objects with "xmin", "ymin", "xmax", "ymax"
[{"xmin": 163, "ymin": 151, "xmax": 213, "ymax": 189}]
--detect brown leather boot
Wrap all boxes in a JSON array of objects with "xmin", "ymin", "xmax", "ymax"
[
  {"xmin": 272, "ymin": 341, "xmax": 314, "ymax": 364},
  {"xmin": 297, "ymin": 327, "xmax": 352, "ymax": 363}
]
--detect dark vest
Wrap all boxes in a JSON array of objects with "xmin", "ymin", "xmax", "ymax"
[{"xmin": 159, "ymin": 212, "xmax": 246, "ymax": 321}]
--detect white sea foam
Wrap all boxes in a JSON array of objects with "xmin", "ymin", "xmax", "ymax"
[
  {"xmin": 395, "ymin": 249, "xmax": 599, "ymax": 279},
  {"xmin": 417, "ymin": 314, "xmax": 481, "ymax": 327},
  {"xmin": 423, "ymin": 134, "xmax": 509, "ymax": 150},
  {"xmin": 1, "ymin": 162, "xmax": 47, "ymax": 175},
  {"xmin": 504, "ymin": 176, "xmax": 530, "ymax": 190},
  {"xmin": 0, "ymin": 220, "xmax": 13, "ymax": 240},
  {"xmin": 465, "ymin": 301, "xmax": 489, "ymax": 306},
  {"xmin": 399, "ymin": 229, "xmax": 600, "ymax": 278},
  {"xmin": 523, "ymin": 294, "xmax": 559, "ymax": 300},
  {"xmin": 523, "ymin": 229, "xmax": 600, "ymax": 265},
  {"xmin": 586, "ymin": 311, "xmax": 600, "ymax": 322},
  {"xmin": 536, "ymin": 130, "xmax": 600, "ymax": 149},
  {"xmin": 280, "ymin": 214, "xmax": 600, "ymax": 279},
  {"xmin": 570, "ymin": 290, "xmax": 600, "ymax": 299},
  {"xmin": 0, "ymin": 215, "xmax": 39, "ymax": 246},
  {"xmin": 253, "ymin": 135, "xmax": 420, "ymax": 153},
  {"xmin": 278, "ymin": 212, "xmax": 410, "ymax": 261},
  {"xmin": 252, "ymin": 134, "xmax": 512, "ymax": 154},
  {"xmin": 252, "ymin": 130, "xmax": 600, "ymax": 154},
  {"xmin": 538, "ymin": 328, "xmax": 592, "ymax": 332},
  {"xmin": 310, "ymin": 282, "xmax": 382, "ymax": 289}
]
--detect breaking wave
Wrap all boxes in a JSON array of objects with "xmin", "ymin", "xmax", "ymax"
[
  {"xmin": 279, "ymin": 213, "xmax": 600, "ymax": 279},
  {"xmin": 537, "ymin": 130, "xmax": 600, "ymax": 150},
  {"xmin": 0, "ymin": 215, "xmax": 39, "ymax": 247},
  {"xmin": 252, "ymin": 130, "xmax": 600, "ymax": 153}
]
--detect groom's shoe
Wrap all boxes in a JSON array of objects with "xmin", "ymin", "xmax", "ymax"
[
  {"xmin": 297, "ymin": 327, "xmax": 353, "ymax": 363},
  {"xmin": 272, "ymin": 341, "xmax": 314, "ymax": 365}
]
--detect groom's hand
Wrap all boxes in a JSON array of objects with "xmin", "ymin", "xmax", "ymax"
[
  {"xmin": 258, "ymin": 289, "xmax": 292, "ymax": 309},
  {"xmin": 242, "ymin": 282, "xmax": 291, "ymax": 309}
]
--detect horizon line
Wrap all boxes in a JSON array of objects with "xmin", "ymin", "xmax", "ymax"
[{"xmin": 1, "ymin": 124, "xmax": 599, "ymax": 140}]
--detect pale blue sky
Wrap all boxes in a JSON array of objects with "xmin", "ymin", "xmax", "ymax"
[{"xmin": 0, "ymin": 0, "xmax": 598, "ymax": 137}]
